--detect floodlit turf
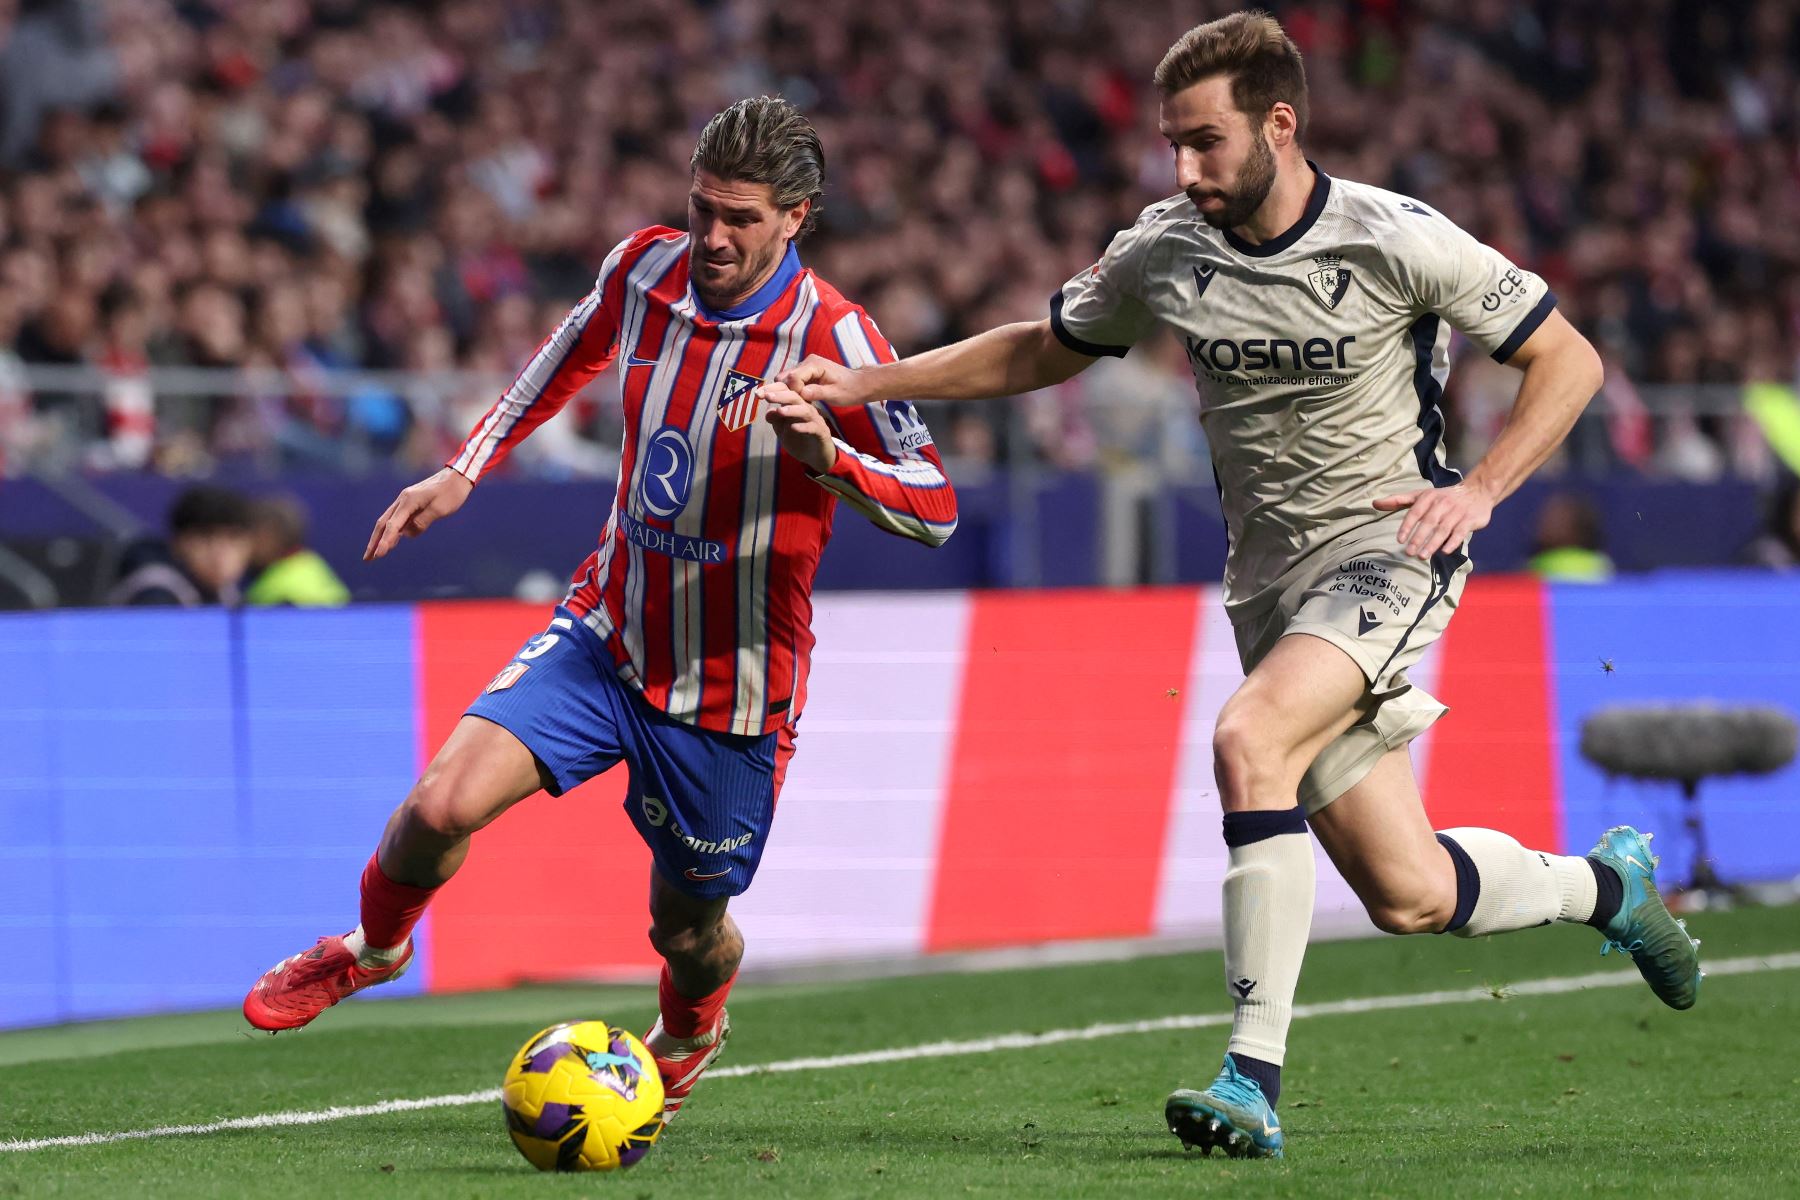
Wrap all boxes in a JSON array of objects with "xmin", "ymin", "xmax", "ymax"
[{"xmin": 2, "ymin": 904, "xmax": 1797, "ymax": 1198}]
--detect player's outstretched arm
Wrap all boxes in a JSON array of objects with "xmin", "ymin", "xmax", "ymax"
[
  {"xmin": 763, "ymin": 319, "xmax": 1096, "ymax": 409},
  {"xmin": 1375, "ymin": 309, "xmax": 1603, "ymax": 559},
  {"xmin": 364, "ymin": 466, "xmax": 475, "ymax": 561}
]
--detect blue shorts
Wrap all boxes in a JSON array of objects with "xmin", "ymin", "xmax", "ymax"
[{"xmin": 465, "ymin": 607, "xmax": 794, "ymax": 899}]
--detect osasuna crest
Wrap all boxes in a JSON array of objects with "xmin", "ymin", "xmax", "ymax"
[
  {"xmin": 717, "ymin": 369, "xmax": 763, "ymax": 432},
  {"xmin": 1307, "ymin": 254, "xmax": 1353, "ymax": 310}
]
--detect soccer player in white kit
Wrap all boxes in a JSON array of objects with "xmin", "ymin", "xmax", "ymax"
[{"xmin": 761, "ymin": 10, "xmax": 1702, "ymax": 1160}]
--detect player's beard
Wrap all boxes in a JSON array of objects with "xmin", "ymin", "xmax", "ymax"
[
  {"xmin": 1196, "ymin": 132, "xmax": 1277, "ymax": 231},
  {"xmin": 695, "ymin": 237, "xmax": 783, "ymax": 310}
]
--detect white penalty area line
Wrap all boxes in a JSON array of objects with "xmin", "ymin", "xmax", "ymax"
[{"xmin": 7, "ymin": 949, "xmax": 1797, "ymax": 1154}]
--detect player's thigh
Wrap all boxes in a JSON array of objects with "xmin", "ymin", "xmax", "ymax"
[
  {"xmin": 406, "ymin": 713, "xmax": 553, "ymax": 837},
  {"xmin": 625, "ymin": 714, "xmax": 791, "ymax": 903},
  {"xmin": 436, "ymin": 607, "xmax": 631, "ymax": 826},
  {"xmin": 1306, "ymin": 747, "xmax": 1456, "ymax": 927},
  {"xmin": 1219, "ymin": 630, "xmax": 1373, "ymax": 768}
]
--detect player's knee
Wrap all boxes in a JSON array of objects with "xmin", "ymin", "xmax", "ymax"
[
  {"xmin": 1365, "ymin": 890, "xmax": 1455, "ymax": 936},
  {"xmin": 1212, "ymin": 704, "xmax": 1281, "ymax": 795},
  {"xmin": 648, "ymin": 915, "xmax": 723, "ymax": 961},
  {"xmin": 403, "ymin": 768, "xmax": 485, "ymax": 841},
  {"xmin": 647, "ymin": 921, "xmax": 686, "ymax": 960}
]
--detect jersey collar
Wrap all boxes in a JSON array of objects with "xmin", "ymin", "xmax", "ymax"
[
  {"xmin": 688, "ymin": 241, "xmax": 802, "ymax": 322},
  {"xmin": 1222, "ymin": 160, "xmax": 1331, "ymax": 258}
]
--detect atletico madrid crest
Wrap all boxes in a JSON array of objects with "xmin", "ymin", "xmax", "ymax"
[{"xmin": 717, "ymin": 369, "xmax": 763, "ymax": 432}]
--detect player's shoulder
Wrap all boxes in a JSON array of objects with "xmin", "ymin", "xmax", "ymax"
[
  {"xmin": 797, "ymin": 270, "xmax": 884, "ymax": 349},
  {"xmin": 800, "ymin": 268, "xmax": 856, "ymax": 322},
  {"xmin": 1083, "ymin": 192, "xmax": 1197, "ymax": 290},
  {"xmin": 595, "ymin": 226, "xmax": 688, "ymax": 297},
  {"xmin": 1325, "ymin": 175, "xmax": 1465, "ymax": 250},
  {"xmin": 613, "ymin": 224, "xmax": 688, "ymax": 262},
  {"xmin": 1115, "ymin": 191, "xmax": 1196, "ymax": 253},
  {"xmin": 1133, "ymin": 191, "xmax": 1196, "ymax": 228}
]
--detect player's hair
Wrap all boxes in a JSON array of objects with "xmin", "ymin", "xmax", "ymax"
[
  {"xmin": 1153, "ymin": 10, "xmax": 1309, "ymax": 139},
  {"xmin": 690, "ymin": 97, "xmax": 825, "ymax": 239}
]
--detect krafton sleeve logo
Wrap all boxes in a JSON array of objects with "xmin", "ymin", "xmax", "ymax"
[{"xmin": 1307, "ymin": 254, "xmax": 1353, "ymax": 310}]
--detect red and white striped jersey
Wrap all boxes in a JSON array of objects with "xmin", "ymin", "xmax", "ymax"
[{"xmin": 449, "ymin": 226, "xmax": 958, "ymax": 736}]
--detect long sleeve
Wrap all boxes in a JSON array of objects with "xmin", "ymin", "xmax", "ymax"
[
  {"xmin": 446, "ymin": 238, "xmax": 633, "ymax": 481},
  {"xmin": 807, "ymin": 309, "xmax": 958, "ymax": 547}
]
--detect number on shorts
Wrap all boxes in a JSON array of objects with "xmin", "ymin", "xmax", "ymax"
[{"xmin": 518, "ymin": 617, "xmax": 574, "ymax": 661}]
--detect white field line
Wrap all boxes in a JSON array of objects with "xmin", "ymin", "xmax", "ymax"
[{"xmin": 6, "ymin": 950, "xmax": 1796, "ymax": 1154}]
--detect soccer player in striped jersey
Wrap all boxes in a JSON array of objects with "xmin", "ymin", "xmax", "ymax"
[
  {"xmin": 243, "ymin": 98, "xmax": 958, "ymax": 1128},
  {"xmin": 765, "ymin": 11, "xmax": 1700, "ymax": 1161}
]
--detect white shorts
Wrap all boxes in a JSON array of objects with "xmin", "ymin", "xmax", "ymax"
[{"xmin": 1233, "ymin": 517, "xmax": 1470, "ymax": 813}]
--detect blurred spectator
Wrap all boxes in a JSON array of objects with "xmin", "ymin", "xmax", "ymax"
[
  {"xmin": 0, "ymin": 0, "xmax": 1794, "ymax": 480},
  {"xmin": 942, "ymin": 410, "xmax": 999, "ymax": 480},
  {"xmin": 0, "ymin": 0, "xmax": 123, "ymax": 169},
  {"xmin": 1747, "ymin": 474, "xmax": 1800, "ymax": 570},
  {"xmin": 106, "ymin": 484, "xmax": 253, "ymax": 606},
  {"xmin": 244, "ymin": 494, "xmax": 349, "ymax": 607},
  {"xmin": 0, "ymin": 292, "xmax": 32, "ymax": 472},
  {"xmin": 1528, "ymin": 492, "xmax": 1616, "ymax": 582}
]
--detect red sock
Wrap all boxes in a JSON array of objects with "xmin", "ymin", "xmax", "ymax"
[
  {"xmin": 658, "ymin": 964, "xmax": 735, "ymax": 1039},
  {"xmin": 358, "ymin": 853, "xmax": 439, "ymax": 950}
]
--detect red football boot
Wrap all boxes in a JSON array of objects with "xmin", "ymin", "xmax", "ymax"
[
  {"xmin": 644, "ymin": 1010, "xmax": 731, "ymax": 1126},
  {"xmin": 242, "ymin": 933, "xmax": 413, "ymax": 1032}
]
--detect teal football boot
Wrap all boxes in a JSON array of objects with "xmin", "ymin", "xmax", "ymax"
[
  {"xmin": 1165, "ymin": 1056, "xmax": 1283, "ymax": 1158},
  {"xmin": 1589, "ymin": 825, "xmax": 1703, "ymax": 1010}
]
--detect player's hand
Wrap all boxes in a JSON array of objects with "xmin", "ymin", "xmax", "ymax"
[
  {"xmin": 759, "ymin": 354, "xmax": 874, "ymax": 410},
  {"xmin": 1374, "ymin": 483, "xmax": 1493, "ymax": 559},
  {"xmin": 764, "ymin": 396, "xmax": 838, "ymax": 474},
  {"xmin": 364, "ymin": 467, "xmax": 475, "ymax": 561}
]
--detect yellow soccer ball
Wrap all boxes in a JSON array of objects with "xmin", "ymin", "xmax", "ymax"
[{"xmin": 501, "ymin": 1020, "xmax": 665, "ymax": 1171}]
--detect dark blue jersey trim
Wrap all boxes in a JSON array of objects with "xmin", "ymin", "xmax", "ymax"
[
  {"xmin": 1222, "ymin": 161, "xmax": 1331, "ymax": 258},
  {"xmin": 1048, "ymin": 291, "xmax": 1131, "ymax": 358},
  {"xmin": 1408, "ymin": 314, "xmax": 1464, "ymax": 489},
  {"xmin": 1490, "ymin": 291, "xmax": 1558, "ymax": 364}
]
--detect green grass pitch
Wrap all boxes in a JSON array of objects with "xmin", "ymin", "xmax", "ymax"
[{"xmin": 2, "ymin": 903, "xmax": 1796, "ymax": 1198}]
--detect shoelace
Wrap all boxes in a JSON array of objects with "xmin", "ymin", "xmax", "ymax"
[{"xmin": 1207, "ymin": 1069, "xmax": 1266, "ymax": 1112}]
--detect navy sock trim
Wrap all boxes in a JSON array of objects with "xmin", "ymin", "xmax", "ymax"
[
  {"xmin": 1584, "ymin": 856, "xmax": 1624, "ymax": 930},
  {"xmin": 1435, "ymin": 832, "xmax": 1479, "ymax": 933},
  {"xmin": 1222, "ymin": 806, "xmax": 1307, "ymax": 848},
  {"xmin": 1228, "ymin": 1052, "xmax": 1282, "ymax": 1108}
]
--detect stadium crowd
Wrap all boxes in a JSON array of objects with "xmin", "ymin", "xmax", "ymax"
[{"xmin": 0, "ymin": 0, "xmax": 1796, "ymax": 484}]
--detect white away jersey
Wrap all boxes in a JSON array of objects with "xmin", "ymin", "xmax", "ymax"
[{"xmin": 1052, "ymin": 165, "xmax": 1555, "ymax": 616}]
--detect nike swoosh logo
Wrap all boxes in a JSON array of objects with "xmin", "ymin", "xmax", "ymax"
[
  {"xmin": 626, "ymin": 355, "xmax": 658, "ymax": 368},
  {"xmin": 1624, "ymin": 855, "xmax": 1646, "ymax": 871},
  {"xmin": 1262, "ymin": 1117, "xmax": 1280, "ymax": 1137},
  {"xmin": 684, "ymin": 866, "xmax": 730, "ymax": 881}
]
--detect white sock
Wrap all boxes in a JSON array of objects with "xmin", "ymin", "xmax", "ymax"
[
  {"xmin": 345, "ymin": 924, "xmax": 409, "ymax": 968},
  {"xmin": 1438, "ymin": 827, "xmax": 1597, "ymax": 937},
  {"xmin": 1221, "ymin": 812, "xmax": 1315, "ymax": 1067}
]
